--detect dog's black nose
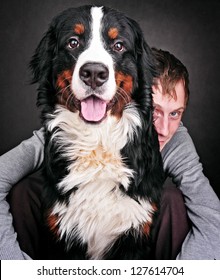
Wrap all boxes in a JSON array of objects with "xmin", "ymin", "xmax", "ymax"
[{"xmin": 79, "ymin": 63, "xmax": 109, "ymax": 90}]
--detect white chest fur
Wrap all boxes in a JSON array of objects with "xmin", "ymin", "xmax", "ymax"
[{"xmin": 47, "ymin": 105, "xmax": 153, "ymax": 259}]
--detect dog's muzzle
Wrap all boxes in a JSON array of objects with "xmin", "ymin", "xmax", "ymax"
[{"xmin": 79, "ymin": 62, "xmax": 109, "ymax": 90}]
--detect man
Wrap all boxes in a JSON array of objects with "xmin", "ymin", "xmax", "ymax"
[
  {"xmin": 0, "ymin": 48, "xmax": 219, "ymax": 259},
  {"xmin": 151, "ymin": 48, "xmax": 220, "ymax": 259}
]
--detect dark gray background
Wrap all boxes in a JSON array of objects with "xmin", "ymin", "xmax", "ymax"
[{"xmin": 0, "ymin": 0, "xmax": 220, "ymax": 197}]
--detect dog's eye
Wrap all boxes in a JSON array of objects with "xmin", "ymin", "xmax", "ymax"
[
  {"xmin": 113, "ymin": 42, "xmax": 124, "ymax": 52},
  {"xmin": 67, "ymin": 37, "xmax": 79, "ymax": 49}
]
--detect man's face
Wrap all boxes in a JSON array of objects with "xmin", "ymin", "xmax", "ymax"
[{"xmin": 152, "ymin": 80, "xmax": 186, "ymax": 151}]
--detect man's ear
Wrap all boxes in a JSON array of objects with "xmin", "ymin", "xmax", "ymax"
[{"xmin": 29, "ymin": 28, "xmax": 56, "ymax": 84}]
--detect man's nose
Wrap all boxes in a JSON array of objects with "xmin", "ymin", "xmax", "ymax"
[{"xmin": 157, "ymin": 117, "xmax": 169, "ymax": 137}]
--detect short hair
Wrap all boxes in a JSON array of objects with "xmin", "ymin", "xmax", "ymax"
[{"xmin": 151, "ymin": 47, "xmax": 190, "ymax": 105}]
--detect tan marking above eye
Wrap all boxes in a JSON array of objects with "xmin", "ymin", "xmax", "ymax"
[
  {"xmin": 74, "ymin": 23, "xmax": 85, "ymax": 35},
  {"xmin": 108, "ymin": 27, "xmax": 119, "ymax": 39}
]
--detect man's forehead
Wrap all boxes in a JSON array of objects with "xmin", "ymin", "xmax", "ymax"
[
  {"xmin": 153, "ymin": 80, "xmax": 186, "ymax": 103},
  {"xmin": 153, "ymin": 91, "xmax": 186, "ymax": 112}
]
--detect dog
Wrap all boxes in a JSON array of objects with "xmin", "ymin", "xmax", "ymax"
[{"xmin": 30, "ymin": 5, "xmax": 164, "ymax": 259}]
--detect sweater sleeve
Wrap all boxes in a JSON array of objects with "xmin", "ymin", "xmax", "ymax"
[
  {"xmin": 0, "ymin": 128, "xmax": 45, "ymax": 259},
  {"xmin": 161, "ymin": 124, "xmax": 220, "ymax": 260}
]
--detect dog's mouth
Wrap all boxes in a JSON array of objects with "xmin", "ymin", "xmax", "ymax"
[{"xmin": 79, "ymin": 95, "xmax": 114, "ymax": 124}]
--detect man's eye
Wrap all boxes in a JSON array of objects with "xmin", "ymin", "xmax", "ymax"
[
  {"xmin": 170, "ymin": 111, "xmax": 181, "ymax": 119},
  {"xmin": 170, "ymin": 112, "xmax": 177, "ymax": 117},
  {"xmin": 153, "ymin": 109, "xmax": 160, "ymax": 117},
  {"xmin": 153, "ymin": 109, "xmax": 161, "ymax": 122},
  {"xmin": 67, "ymin": 37, "xmax": 79, "ymax": 49},
  {"xmin": 113, "ymin": 41, "xmax": 124, "ymax": 52}
]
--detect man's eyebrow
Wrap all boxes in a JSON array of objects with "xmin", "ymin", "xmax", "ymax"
[
  {"xmin": 153, "ymin": 102, "xmax": 161, "ymax": 108},
  {"xmin": 153, "ymin": 103, "xmax": 185, "ymax": 111},
  {"xmin": 174, "ymin": 107, "xmax": 185, "ymax": 111}
]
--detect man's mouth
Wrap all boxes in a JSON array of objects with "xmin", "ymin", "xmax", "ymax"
[{"xmin": 80, "ymin": 95, "xmax": 108, "ymax": 123}]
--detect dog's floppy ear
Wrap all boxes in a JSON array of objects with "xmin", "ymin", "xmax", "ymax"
[
  {"xmin": 121, "ymin": 17, "xmax": 164, "ymax": 202},
  {"xmin": 140, "ymin": 40, "xmax": 157, "ymax": 86},
  {"xmin": 131, "ymin": 19, "xmax": 157, "ymax": 86},
  {"xmin": 29, "ymin": 27, "xmax": 56, "ymax": 84},
  {"xmin": 126, "ymin": 17, "xmax": 157, "ymax": 110},
  {"xmin": 126, "ymin": 17, "xmax": 158, "ymax": 100}
]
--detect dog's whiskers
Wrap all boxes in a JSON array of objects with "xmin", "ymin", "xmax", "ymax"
[
  {"xmin": 66, "ymin": 92, "xmax": 75, "ymax": 108},
  {"xmin": 69, "ymin": 53, "xmax": 77, "ymax": 61},
  {"xmin": 56, "ymin": 83, "xmax": 71, "ymax": 96},
  {"xmin": 116, "ymin": 87, "xmax": 131, "ymax": 104}
]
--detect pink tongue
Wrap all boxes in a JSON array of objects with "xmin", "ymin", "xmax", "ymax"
[{"xmin": 81, "ymin": 96, "xmax": 107, "ymax": 122}]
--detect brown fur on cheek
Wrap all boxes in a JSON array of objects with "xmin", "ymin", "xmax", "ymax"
[
  {"xmin": 56, "ymin": 69, "xmax": 75, "ymax": 110},
  {"xmin": 111, "ymin": 72, "xmax": 133, "ymax": 118},
  {"xmin": 57, "ymin": 70, "xmax": 72, "ymax": 89},
  {"xmin": 115, "ymin": 72, "xmax": 133, "ymax": 95}
]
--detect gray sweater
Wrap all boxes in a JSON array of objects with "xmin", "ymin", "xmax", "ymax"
[{"xmin": 0, "ymin": 123, "xmax": 220, "ymax": 259}]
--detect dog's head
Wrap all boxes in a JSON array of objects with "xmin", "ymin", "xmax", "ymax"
[{"xmin": 30, "ymin": 5, "xmax": 156, "ymax": 124}]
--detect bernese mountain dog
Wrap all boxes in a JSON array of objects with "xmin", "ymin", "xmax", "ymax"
[{"xmin": 30, "ymin": 5, "xmax": 164, "ymax": 259}]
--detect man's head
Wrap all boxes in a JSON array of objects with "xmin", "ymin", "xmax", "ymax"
[{"xmin": 151, "ymin": 48, "xmax": 190, "ymax": 150}]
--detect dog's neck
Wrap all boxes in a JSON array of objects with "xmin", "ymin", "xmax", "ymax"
[{"xmin": 46, "ymin": 104, "xmax": 141, "ymax": 191}]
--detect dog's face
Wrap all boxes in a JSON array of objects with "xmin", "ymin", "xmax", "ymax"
[{"xmin": 31, "ymin": 5, "xmax": 155, "ymax": 124}]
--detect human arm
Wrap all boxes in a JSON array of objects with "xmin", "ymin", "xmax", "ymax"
[
  {"xmin": 0, "ymin": 128, "xmax": 45, "ymax": 259},
  {"xmin": 161, "ymin": 123, "xmax": 220, "ymax": 259}
]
